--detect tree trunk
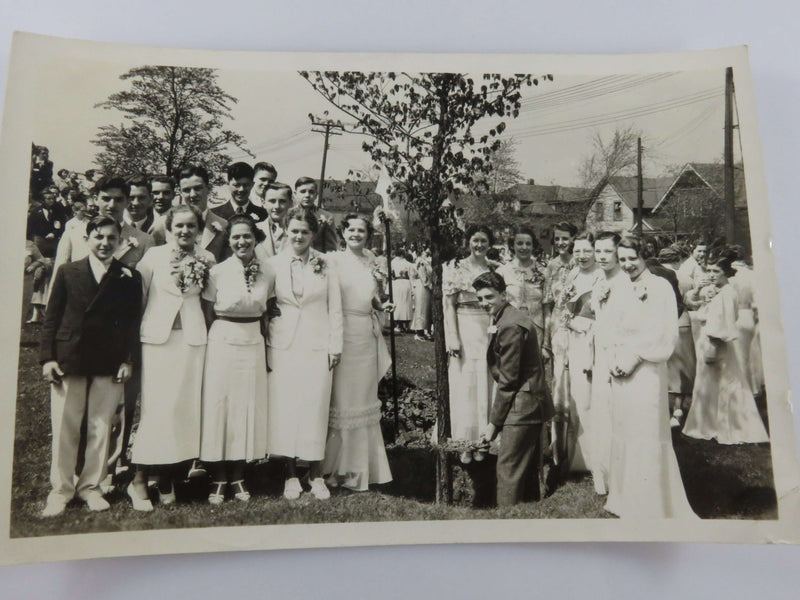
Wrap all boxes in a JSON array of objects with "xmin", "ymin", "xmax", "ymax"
[{"xmin": 429, "ymin": 223, "xmax": 453, "ymax": 503}]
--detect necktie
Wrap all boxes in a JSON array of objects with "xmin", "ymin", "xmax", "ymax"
[
  {"xmin": 290, "ymin": 257, "xmax": 304, "ymax": 299},
  {"xmin": 236, "ymin": 206, "xmax": 244, "ymax": 215}
]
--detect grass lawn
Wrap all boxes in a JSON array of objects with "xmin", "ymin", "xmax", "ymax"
[{"xmin": 10, "ymin": 275, "xmax": 777, "ymax": 538}]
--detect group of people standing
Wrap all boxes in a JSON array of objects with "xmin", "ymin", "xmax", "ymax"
[
  {"xmin": 35, "ymin": 161, "xmax": 394, "ymax": 517},
  {"xmin": 443, "ymin": 222, "xmax": 769, "ymax": 515}
]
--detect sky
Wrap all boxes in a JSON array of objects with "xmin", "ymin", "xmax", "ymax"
[{"xmin": 32, "ymin": 58, "xmax": 736, "ymax": 190}]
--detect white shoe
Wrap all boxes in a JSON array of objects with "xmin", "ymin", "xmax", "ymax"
[
  {"xmin": 670, "ymin": 417, "xmax": 681, "ymax": 428},
  {"xmin": 283, "ymin": 477, "xmax": 303, "ymax": 500},
  {"xmin": 459, "ymin": 451, "xmax": 473, "ymax": 464},
  {"xmin": 673, "ymin": 409, "xmax": 684, "ymax": 419},
  {"xmin": 127, "ymin": 483, "xmax": 153, "ymax": 512},
  {"xmin": 84, "ymin": 493, "xmax": 111, "ymax": 512},
  {"xmin": 99, "ymin": 474, "xmax": 115, "ymax": 495},
  {"xmin": 309, "ymin": 478, "xmax": 330, "ymax": 500},
  {"xmin": 41, "ymin": 497, "xmax": 68, "ymax": 517}
]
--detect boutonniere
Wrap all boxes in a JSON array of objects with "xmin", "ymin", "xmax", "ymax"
[
  {"xmin": 487, "ymin": 324, "xmax": 498, "ymax": 335},
  {"xmin": 309, "ymin": 255, "xmax": 326, "ymax": 276},
  {"xmin": 127, "ymin": 236, "xmax": 139, "ymax": 248},
  {"xmin": 249, "ymin": 213, "xmax": 259, "ymax": 221},
  {"xmin": 120, "ymin": 266, "xmax": 133, "ymax": 278},
  {"xmin": 318, "ymin": 213, "xmax": 332, "ymax": 225},
  {"xmin": 596, "ymin": 281, "xmax": 611, "ymax": 305},
  {"xmin": 244, "ymin": 258, "xmax": 261, "ymax": 292},
  {"xmin": 210, "ymin": 221, "xmax": 225, "ymax": 233}
]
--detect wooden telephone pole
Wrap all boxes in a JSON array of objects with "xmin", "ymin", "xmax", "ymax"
[
  {"xmin": 723, "ymin": 67, "xmax": 736, "ymax": 243},
  {"xmin": 310, "ymin": 114, "xmax": 343, "ymax": 207},
  {"xmin": 636, "ymin": 136, "xmax": 644, "ymax": 235}
]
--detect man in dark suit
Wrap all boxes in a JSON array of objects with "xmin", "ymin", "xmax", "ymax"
[
  {"xmin": 294, "ymin": 176, "xmax": 339, "ymax": 253},
  {"xmin": 40, "ymin": 216, "xmax": 143, "ymax": 516},
  {"xmin": 211, "ymin": 162, "xmax": 269, "ymax": 224},
  {"xmin": 474, "ymin": 271, "xmax": 554, "ymax": 507},
  {"xmin": 174, "ymin": 165, "xmax": 229, "ymax": 263},
  {"xmin": 123, "ymin": 175, "xmax": 156, "ymax": 234}
]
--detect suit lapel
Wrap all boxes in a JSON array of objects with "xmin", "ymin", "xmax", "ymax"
[{"xmin": 85, "ymin": 259, "xmax": 121, "ymax": 313}]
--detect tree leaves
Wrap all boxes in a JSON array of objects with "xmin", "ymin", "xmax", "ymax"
[{"xmin": 93, "ymin": 65, "xmax": 252, "ymax": 181}]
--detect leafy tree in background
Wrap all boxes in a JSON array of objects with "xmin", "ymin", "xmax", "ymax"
[
  {"xmin": 578, "ymin": 125, "xmax": 641, "ymax": 189},
  {"xmin": 93, "ymin": 66, "xmax": 252, "ymax": 181},
  {"xmin": 300, "ymin": 70, "xmax": 550, "ymax": 502}
]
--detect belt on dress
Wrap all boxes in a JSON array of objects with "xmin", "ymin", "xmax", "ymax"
[
  {"xmin": 217, "ymin": 315, "xmax": 262, "ymax": 323},
  {"xmin": 343, "ymin": 308, "xmax": 383, "ymax": 338}
]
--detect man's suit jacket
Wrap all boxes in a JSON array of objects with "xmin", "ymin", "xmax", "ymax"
[
  {"xmin": 27, "ymin": 206, "xmax": 66, "ymax": 258},
  {"xmin": 266, "ymin": 249, "xmax": 343, "ymax": 354},
  {"xmin": 40, "ymin": 257, "xmax": 143, "ymax": 376},
  {"xmin": 124, "ymin": 210, "xmax": 155, "ymax": 235},
  {"xmin": 114, "ymin": 223, "xmax": 154, "ymax": 268},
  {"xmin": 211, "ymin": 200, "xmax": 269, "ymax": 224},
  {"xmin": 255, "ymin": 218, "xmax": 287, "ymax": 259},
  {"xmin": 487, "ymin": 302, "xmax": 554, "ymax": 428},
  {"xmin": 137, "ymin": 245, "xmax": 215, "ymax": 346}
]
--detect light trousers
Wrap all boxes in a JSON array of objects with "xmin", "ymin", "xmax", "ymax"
[{"xmin": 48, "ymin": 375, "xmax": 123, "ymax": 502}]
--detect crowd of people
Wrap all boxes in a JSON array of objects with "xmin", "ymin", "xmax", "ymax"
[
  {"xmin": 443, "ymin": 222, "xmax": 769, "ymax": 514},
  {"xmin": 28, "ymin": 157, "xmax": 396, "ymax": 517},
  {"xmin": 25, "ymin": 143, "xmax": 769, "ymax": 519}
]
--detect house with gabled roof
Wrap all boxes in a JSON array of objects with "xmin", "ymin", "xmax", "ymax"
[
  {"xmin": 584, "ymin": 175, "xmax": 673, "ymax": 234},
  {"xmin": 648, "ymin": 162, "xmax": 751, "ymax": 251}
]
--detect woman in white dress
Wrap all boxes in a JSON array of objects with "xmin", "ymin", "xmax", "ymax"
[
  {"xmin": 605, "ymin": 235, "xmax": 695, "ymax": 518},
  {"xmin": 682, "ymin": 249, "xmax": 769, "ymax": 445},
  {"xmin": 443, "ymin": 224, "xmax": 497, "ymax": 461},
  {"xmin": 411, "ymin": 248, "xmax": 433, "ymax": 340},
  {"xmin": 200, "ymin": 214, "xmax": 270, "ymax": 504},
  {"xmin": 562, "ymin": 232, "xmax": 604, "ymax": 477},
  {"xmin": 266, "ymin": 207, "xmax": 343, "ymax": 500},
  {"xmin": 589, "ymin": 231, "xmax": 629, "ymax": 495},
  {"xmin": 391, "ymin": 252, "xmax": 414, "ymax": 332},
  {"xmin": 128, "ymin": 205, "xmax": 215, "ymax": 510},
  {"xmin": 322, "ymin": 214, "xmax": 394, "ymax": 491}
]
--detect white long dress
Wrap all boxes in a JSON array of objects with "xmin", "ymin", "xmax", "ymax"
[
  {"xmin": 132, "ymin": 244, "xmax": 215, "ymax": 465},
  {"xmin": 590, "ymin": 268, "xmax": 630, "ymax": 495},
  {"xmin": 322, "ymin": 250, "xmax": 393, "ymax": 490},
  {"xmin": 391, "ymin": 257, "xmax": 414, "ymax": 321},
  {"xmin": 199, "ymin": 256, "xmax": 269, "ymax": 462},
  {"xmin": 682, "ymin": 284, "xmax": 769, "ymax": 444},
  {"xmin": 442, "ymin": 258, "xmax": 495, "ymax": 441},
  {"xmin": 604, "ymin": 271, "xmax": 696, "ymax": 518},
  {"xmin": 267, "ymin": 250, "xmax": 343, "ymax": 461}
]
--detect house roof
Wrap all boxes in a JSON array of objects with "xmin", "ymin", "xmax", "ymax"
[
  {"xmin": 605, "ymin": 175, "xmax": 674, "ymax": 210},
  {"xmin": 653, "ymin": 162, "xmax": 747, "ymax": 211},
  {"xmin": 504, "ymin": 183, "xmax": 592, "ymax": 206}
]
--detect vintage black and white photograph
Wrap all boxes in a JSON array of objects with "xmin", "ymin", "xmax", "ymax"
[{"xmin": 1, "ymin": 34, "xmax": 798, "ymax": 563}]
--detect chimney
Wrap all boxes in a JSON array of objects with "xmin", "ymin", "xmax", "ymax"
[{"xmin": 527, "ymin": 178, "xmax": 535, "ymax": 185}]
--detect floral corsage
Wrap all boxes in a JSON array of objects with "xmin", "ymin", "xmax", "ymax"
[
  {"xmin": 172, "ymin": 251, "xmax": 211, "ymax": 293},
  {"xmin": 127, "ymin": 236, "xmax": 139, "ymax": 248},
  {"xmin": 309, "ymin": 255, "xmax": 326, "ymax": 276},
  {"xmin": 244, "ymin": 258, "xmax": 261, "ymax": 291},
  {"xmin": 595, "ymin": 281, "xmax": 611, "ymax": 305},
  {"xmin": 633, "ymin": 282, "xmax": 648, "ymax": 302},
  {"xmin": 487, "ymin": 324, "xmax": 498, "ymax": 335}
]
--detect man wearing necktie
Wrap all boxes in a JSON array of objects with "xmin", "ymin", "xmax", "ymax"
[
  {"xmin": 255, "ymin": 183, "xmax": 292, "ymax": 259},
  {"xmin": 474, "ymin": 271, "xmax": 554, "ymax": 506},
  {"xmin": 123, "ymin": 175, "xmax": 155, "ymax": 234},
  {"xmin": 211, "ymin": 162, "xmax": 269, "ymax": 225},
  {"xmin": 294, "ymin": 176, "xmax": 340, "ymax": 253}
]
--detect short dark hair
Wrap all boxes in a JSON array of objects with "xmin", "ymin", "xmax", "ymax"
[
  {"xmin": 465, "ymin": 224, "xmax": 495, "ymax": 247},
  {"xmin": 285, "ymin": 206, "xmax": 320, "ymax": 234},
  {"xmin": 150, "ymin": 174, "xmax": 175, "ymax": 189},
  {"xmin": 506, "ymin": 225, "xmax": 540, "ymax": 254},
  {"xmin": 574, "ymin": 230, "xmax": 595, "ymax": 245},
  {"xmin": 706, "ymin": 246, "xmax": 738, "ymax": 277},
  {"xmin": 227, "ymin": 162, "xmax": 254, "ymax": 181},
  {"xmin": 166, "ymin": 204, "xmax": 205, "ymax": 233},
  {"xmin": 472, "ymin": 271, "xmax": 507, "ymax": 293},
  {"xmin": 127, "ymin": 174, "xmax": 152, "ymax": 192},
  {"xmin": 618, "ymin": 234, "xmax": 650, "ymax": 259},
  {"xmin": 253, "ymin": 162, "xmax": 278, "ymax": 178},
  {"xmin": 553, "ymin": 221, "xmax": 579, "ymax": 238},
  {"xmin": 340, "ymin": 213, "xmax": 374, "ymax": 241},
  {"xmin": 57, "ymin": 168, "xmax": 70, "ymax": 178},
  {"xmin": 93, "ymin": 175, "xmax": 130, "ymax": 197},
  {"xmin": 226, "ymin": 213, "xmax": 266, "ymax": 243},
  {"xmin": 175, "ymin": 165, "xmax": 210, "ymax": 186},
  {"xmin": 85, "ymin": 215, "xmax": 122, "ymax": 236},
  {"xmin": 595, "ymin": 230, "xmax": 621, "ymax": 247},
  {"xmin": 294, "ymin": 176, "xmax": 316, "ymax": 190}
]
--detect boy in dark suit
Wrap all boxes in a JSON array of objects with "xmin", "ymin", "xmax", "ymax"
[
  {"xmin": 40, "ymin": 216, "xmax": 143, "ymax": 516},
  {"xmin": 474, "ymin": 272, "xmax": 554, "ymax": 507}
]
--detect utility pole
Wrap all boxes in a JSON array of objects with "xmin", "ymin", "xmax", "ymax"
[
  {"xmin": 310, "ymin": 112, "xmax": 343, "ymax": 208},
  {"xmin": 724, "ymin": 66, "xmax": 736, "ymax": 243},
  {"xmin": 636, "ymin": 136, "xmax": 643, "ymax": 235}
]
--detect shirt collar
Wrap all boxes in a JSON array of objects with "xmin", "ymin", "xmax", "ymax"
[
  {"xmin": 492, "ymin": 301, "xmax": 510, "ymax": 325},
  {"xmin": 88, "ymin": 253, "xmax": 113, "ymax": 283},
  {"xmin": 231, "ymin": 200, "xmax": 250, "ymax": 214}
]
